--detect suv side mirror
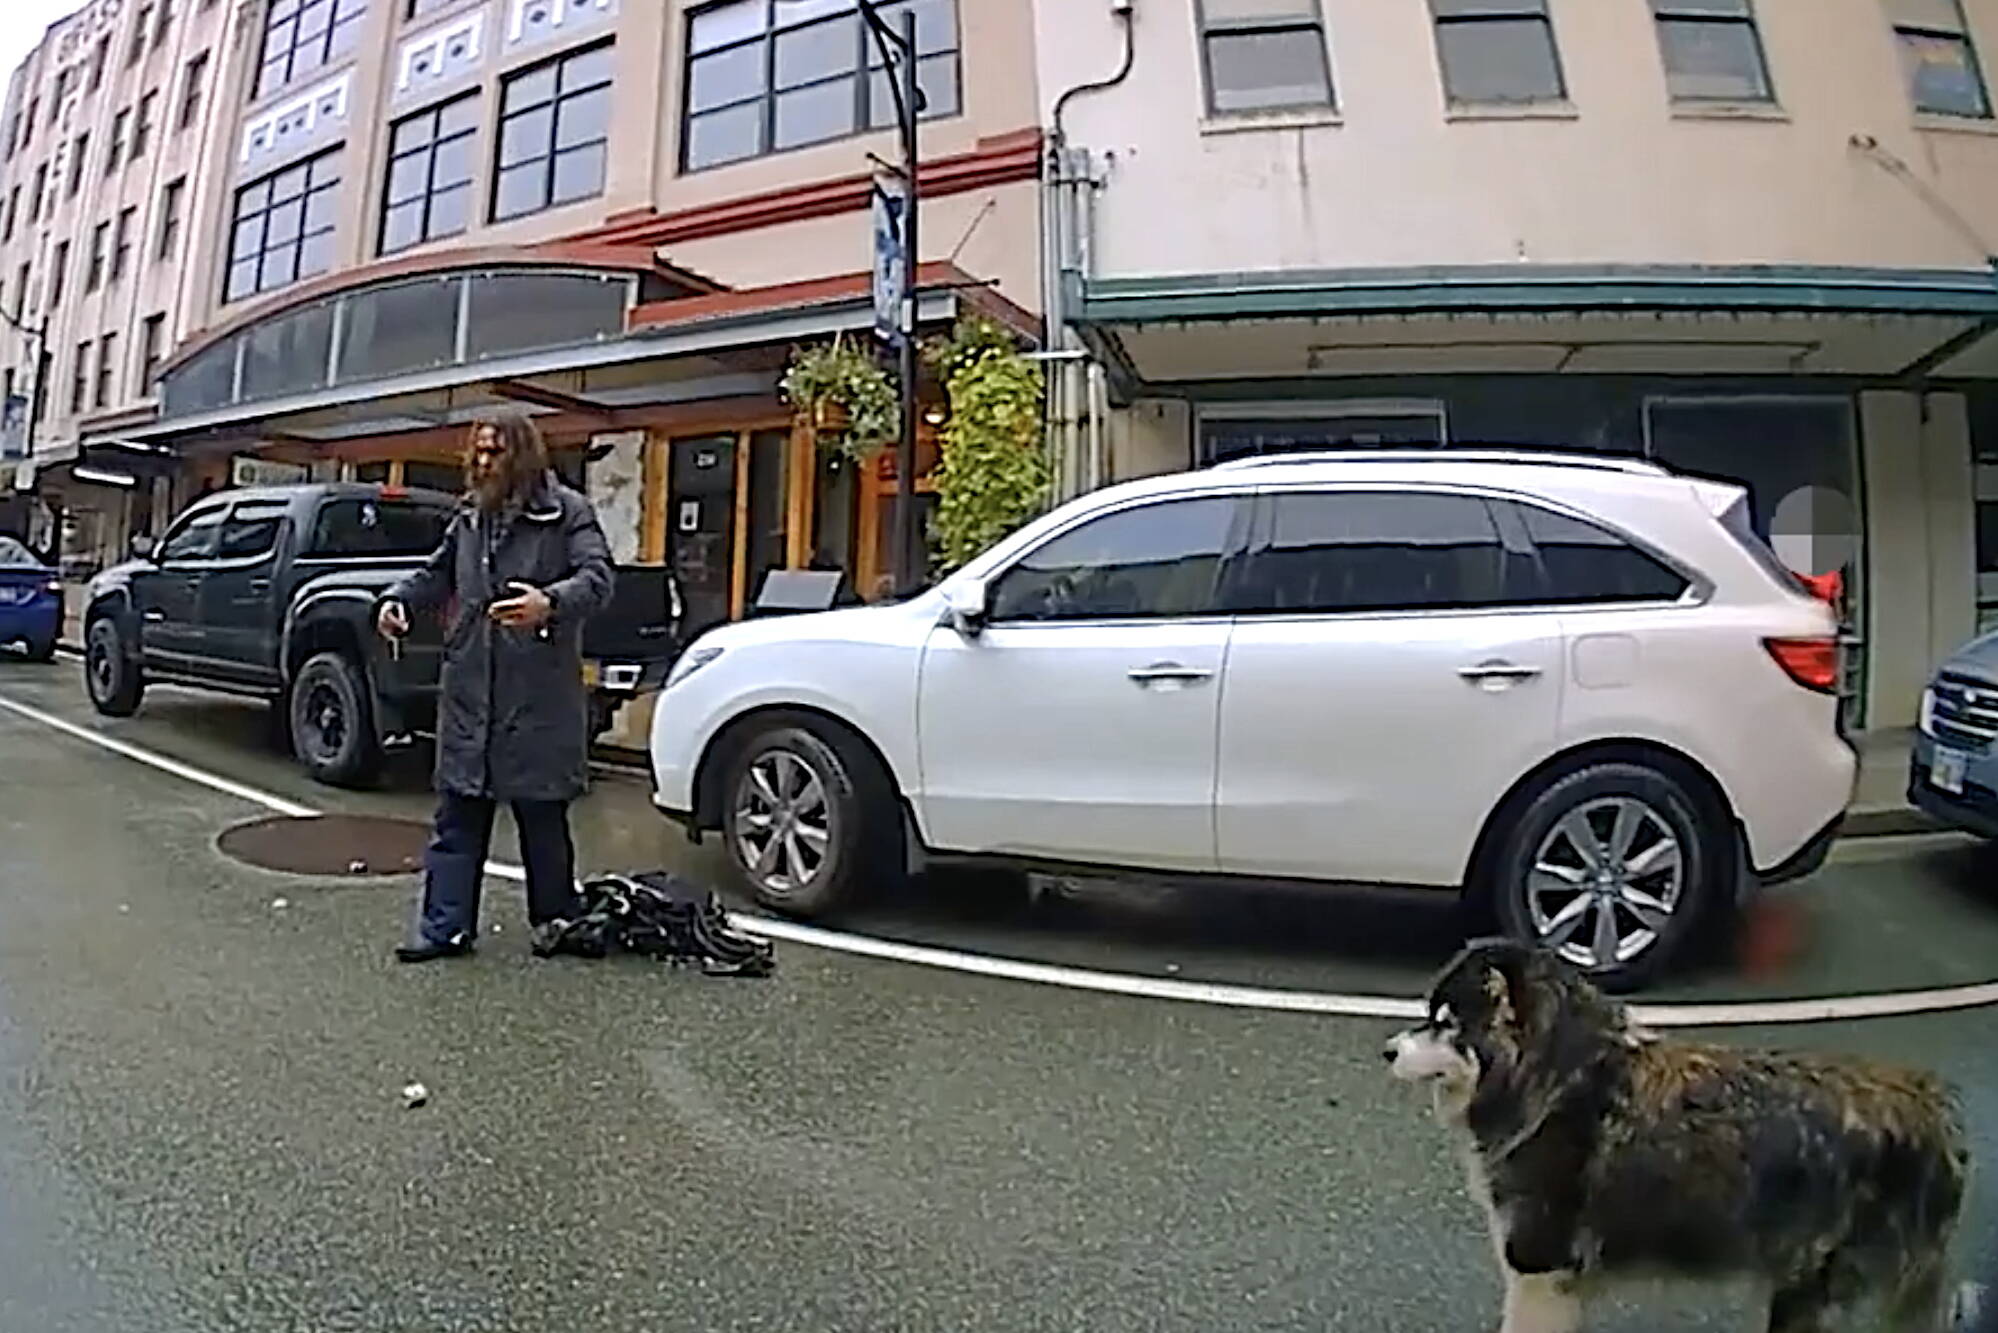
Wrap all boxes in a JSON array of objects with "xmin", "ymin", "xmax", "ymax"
[
  {"xmin": 941, "ymin": 580, "xmax": 989, "ymax": 637},
  {"xmin": 130, "ymin": 534, "xmax": 156, "ymax": 561}
]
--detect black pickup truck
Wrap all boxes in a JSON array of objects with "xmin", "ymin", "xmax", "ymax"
[{"xmin": 80, "ymin": 482, "xmax": 681, "ymax": 786}]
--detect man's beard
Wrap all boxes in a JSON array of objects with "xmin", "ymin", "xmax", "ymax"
[{"xmin": 471, "ymin": 464, "xmax": 511, "ymax": 512}]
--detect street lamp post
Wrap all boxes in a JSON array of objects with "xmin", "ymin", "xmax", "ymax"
[{"xmin": 779, "ymin": 0, "xmax": 923, "ymax": 595}]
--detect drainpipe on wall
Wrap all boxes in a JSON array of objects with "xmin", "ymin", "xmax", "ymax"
[{"xmin": 1044, "ymin": 0, "xmax": 1137, "ymax": 500}]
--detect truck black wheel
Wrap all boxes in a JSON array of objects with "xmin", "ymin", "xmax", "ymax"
[
  {"xmin": 85, "ymin": 617, "xmax": 143, "ymax": 716},
  {"xmin": 290, "ymin": 650, "xmax": 384, "ymax": 788}
]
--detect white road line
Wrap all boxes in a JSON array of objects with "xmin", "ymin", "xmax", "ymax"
[{"xmin": 4, "ymin": 687, "xmax": 1996, "ymax": 1029}]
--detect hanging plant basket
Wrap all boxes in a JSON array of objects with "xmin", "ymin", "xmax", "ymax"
[{"xmin": 781, "ymin": 334, "xmax": 897, "ymax": 462}]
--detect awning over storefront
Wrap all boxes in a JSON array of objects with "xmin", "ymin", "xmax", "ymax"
[
  {"xmin": 114, "ymin": 259, "xmax": 1030, "ymax": 455},
  {"xmin": 1070, "ymin": 263, "xmax": 1998, "ymax": 397}
]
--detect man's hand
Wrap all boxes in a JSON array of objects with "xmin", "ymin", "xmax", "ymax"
[
  {"xmin": 377, "ymin": 599, "xmax": 410, "ymax": 640},
  {"xmin": 489, "ymin": 582, "xmax": 552, "ymax": 630}
]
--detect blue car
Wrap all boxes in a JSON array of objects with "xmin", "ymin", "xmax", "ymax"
[{"xmin": 0, "ymin": 535, "xmax": 61, "ymax": 662}]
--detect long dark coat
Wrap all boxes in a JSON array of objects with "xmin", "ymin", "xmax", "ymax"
[{"xmin": 387, "ymin": 474, "xmax": 613, "ymax": 802}]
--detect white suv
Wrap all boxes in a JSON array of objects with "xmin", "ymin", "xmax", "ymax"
[{"xmin": 650, "ymin": 450, "xmax": 1855, "ymax": 989}]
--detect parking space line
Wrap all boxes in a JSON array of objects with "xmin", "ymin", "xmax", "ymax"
[{"xmin": 4, "ymin": 687, "xmax": 1996, "ymax": 1028}]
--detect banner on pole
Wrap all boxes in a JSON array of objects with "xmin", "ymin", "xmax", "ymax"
[{"xmin": 871, "ymin": 169, "xmax": 909, "ymax": 348}]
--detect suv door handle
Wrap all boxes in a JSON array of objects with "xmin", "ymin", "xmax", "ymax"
[
  {"xmin": 1128, "ymin": 663, "xmax": 1215, "ymax": 685},
  {"xmin": 142, "ymin": 610, "xmax": 165, "ymax": 622},
  {"xmin": 1458, "ymin": 661, "xmax": 1542, "ymax": 682}
]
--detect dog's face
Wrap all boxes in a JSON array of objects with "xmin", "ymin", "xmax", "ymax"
[{"xmin": 1385, "ymin": 940, "xmax": 1631, "ymax": 1130}]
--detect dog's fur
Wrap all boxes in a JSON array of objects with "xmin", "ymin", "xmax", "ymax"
[{"xmin": 1385, "ymin": 940, "xmax": 1970, "ymax": 1333}]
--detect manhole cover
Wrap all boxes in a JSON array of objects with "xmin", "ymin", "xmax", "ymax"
[{"xmin": 217, "ymin": 815, "xmax": 429, "ymax": 878}]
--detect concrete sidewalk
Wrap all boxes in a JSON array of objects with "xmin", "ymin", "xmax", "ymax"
[{"xmin": 1848, "ymin": 727, "xmax": 1935, "ymax": 837}]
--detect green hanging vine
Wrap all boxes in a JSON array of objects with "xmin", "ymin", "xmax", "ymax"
[
  {"xmin": 779, "ymin": 334, "xmax": 899, "ymax": 461},
  {"xmin": 926, "ymin": 316, "xmax": 1051, "ymax": 573}
]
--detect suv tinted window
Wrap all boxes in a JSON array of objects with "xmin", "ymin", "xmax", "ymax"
[
  {"xmin": 989, "ymin": 497, "xmax": 1240, "ymax": 622},
  {"xmin": 1515, "ymin": 503, "xmax": 1690, "ymax": 604},
  {"xmin": 217, "ymin": 503, "xmax": 287, "ymax": 559},
  {"xmin": 157, "ymin": 508, "xmax": 224, "ymax": 562},
  {"xmin": 306, "ymin": 498, "xmax": 452, "ymax": 558},
  {"xmin": 1232, "ymin": 491, "xmax": 1531, "ymax": 614}
]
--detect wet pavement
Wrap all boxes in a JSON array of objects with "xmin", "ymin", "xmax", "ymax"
[{"xmin": 1, "ymin": 656, "xmax": 1995, "ymax": 1332}]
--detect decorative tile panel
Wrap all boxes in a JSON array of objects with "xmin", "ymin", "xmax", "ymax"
[
  {"xmin": 394, "ymin": 8, "xmax": 488, "ymax": 105},
  {"xmin": 503, "ymin": 0, "xmax": 617, "ymax": 54},
  {"xmin": 241, "ymin": 71, "xmax": 351, "ymax": 170}
]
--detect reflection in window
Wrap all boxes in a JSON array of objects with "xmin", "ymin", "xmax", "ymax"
[
  {"xmin": 1513, "ymin": 504, "xmax": 1689, "ymax": 604},
  {"xmin": 307, "ymin": 499, "xmax": 451, "ymax": 557},
  {"xmin": 381, "ymin": 92, "xmax": 479, "ymax": 254},
  {"xmin": 1891, "ymin": 0, "xmax": 1991, "ymax": 118},
  {"xmin": 256, "ymin": 0, "xmax": 367, "ymax": 100},
  {"xmin": 219, "ymin": 505, "xmax": 286, "ymax": 558},
  {"xmin": 990, "ymin": 497, "xmax": 1238, "ymax": 622},
  {"xmin": 226, "ymin": 149, "xmax": 341, "ymax": 303},
  {"xmin": 1230, "ymin": 491, "xmax": 1526, "ymax": 615},
  {"xmin": 1430, "ymin": 0, "xmax": 1565, "ymax": 105},
  {"xmin": 682, "ymin": 0, "xmax": 962, "ymax": 171},
  {"xmin": 1195, "ymin": 0, "xmax": 1335, "ymax": 115},
  {"xmin": 1648, "ymin": 0, "xmax": 1773, "ymax": 103},
  {"xmin": 493, "ymin": 42, "xmax": 613, "ymax": 221}
]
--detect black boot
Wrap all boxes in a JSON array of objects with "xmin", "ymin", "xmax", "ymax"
[{"xmin": 395, "ymin": 931, "xmax": 476, "ymax": 963}]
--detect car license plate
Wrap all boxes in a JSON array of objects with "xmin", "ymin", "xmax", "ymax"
[{"xmin": 1932, "ymin": 748, "xmax": 1968, "ymax": 795}]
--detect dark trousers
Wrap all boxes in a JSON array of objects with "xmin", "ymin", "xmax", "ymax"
[{"xmin": 417, "ymin": 790, "xmax": 581, "ymax": 944}]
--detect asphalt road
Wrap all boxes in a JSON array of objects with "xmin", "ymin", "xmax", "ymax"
[{"xmin": 1, "ymin": 655, "xmax": 1994, "ymax": 1333}]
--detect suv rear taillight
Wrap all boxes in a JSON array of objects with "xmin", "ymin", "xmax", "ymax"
[{"xmin": 1764, "ymin": 637, "xmax": 1839, "ymax": 693}]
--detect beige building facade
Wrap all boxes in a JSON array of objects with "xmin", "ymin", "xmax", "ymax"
[
  {"xmin": 1037, "ymin": 0, "xmax": 1998, "ymax": 730},
  {"xmin": 2, "ymin": 0, "xmax": 1045, "ymax": 680}
]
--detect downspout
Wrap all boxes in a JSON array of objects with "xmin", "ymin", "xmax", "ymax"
[{"xmin": 1044, "ymin": 1, "xmax": 1136, "ymax": 498}]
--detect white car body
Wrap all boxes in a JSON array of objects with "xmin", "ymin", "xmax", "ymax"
[{"xmin": 651, "ymin": 452, "xmax": 1854, "ymax": 920}]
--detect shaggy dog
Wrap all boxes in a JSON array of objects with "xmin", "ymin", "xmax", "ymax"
[{"xmin": 1385, "ymin": 940, "xmax": 1970, "ymax": 1333}]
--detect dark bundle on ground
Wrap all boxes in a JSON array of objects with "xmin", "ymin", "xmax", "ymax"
[{"xmin": 535, "ymin": 872, "xmax": 776, "ymax": 976}]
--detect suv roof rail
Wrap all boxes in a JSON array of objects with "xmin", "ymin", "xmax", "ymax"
[{"xmin": 1209, "ymin": 449, "xmax": 1670, "ymax": 477}]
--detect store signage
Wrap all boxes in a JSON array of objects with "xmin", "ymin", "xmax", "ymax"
[{"xmin": 233, "ymin": 456, "xmax": 310, "ymax": 487}]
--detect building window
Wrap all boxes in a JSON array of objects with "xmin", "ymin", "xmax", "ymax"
[
  {"xmin": 256, "ymin": 0, "xmax": 368, "ymax": 101},
  {"xmin": 407, "ymin": 0, "xmax": 455, "ymax": 17},
  {"xmin": 48, "ymin": 241, "xmax": 68, "ymax": 307},
  {"xmin": 67, "ymin": 132, "xmax": 89, "ymax": 196},
  {"xmin": 225, "ymin": 149, "xmax": 341, "ymax": 303},
  {"xmin": 157, "ymin": 177, "xmax": 186, "ymax": 260},
  {"xmin": 129, "ymin": 5, "xmax": 153, "ymax": 66},
  {"xmin": 29, "ymin": 162, "xmax": 47, "ymax": 221},
  {"xmin": 2, "ymin": 187, "xmax": 16, "ymax": 243},
  {"xmin": 54, "ymin": 69, "xmax": 74, "ymax": 113},
  {"xmin": 139, "ymin": 312, "xmax": 166, "ymax": 392},
  {"xmin": 88, "ymin": 37, "xmax": 110, "ymax": 92},
  {"xmin": 11, "ymin": 264, "xmax": 27, "ymax": 322},
  {"xmin": 156, "ymin": 0, "xmax": 175, "ymax": 48},
  {"xmin": 681, "ymin": 0, "xmax": 962, "ymax": 171},
  {"xmin": 1194, "ymin": 0, "xmax": 1335, "ymax": 116},
  {"xmin": 87, "ymin": 222, "xmax": 109, "ymax": 291},
  {"xmin": 382, "ymin": 92, "xmax": 478, "ymax": 254},
  {"xmin": 1648, "ymin": 0, "xmax": 1773, "ymax": 103},
  {"xmin": 112, "ymin": 207, "xmax": 136, "ymax": 282},
  {"xmin": 179, "ymin": 51, "xmax": 209, "ymax": 131},
  {"xmin": 1430, "ymin": 0, "xmax": 1564, "ymax": 104},
  {"xmin": 70, "ymin": 342, "xmax": 90, "ymax": 414},
  {"xmin": 132, "ymin": 92, "xmax": 157, "ymax": 159},
  {"xmin": 21, "ymin": 99, "xmax": 36, "ymax": 150},
  {"xmin": 1892, "ymin": 0, "xmax": 1991, "ymax": 118},
  {"xmin": 95, "ymin": 333, "xmax": 118, "ymax": 409},
  {"xmin": 493, "ymin": 42, "xmax": 611, "ymax": 221},
  {"xmin": 107, "ymin": 108, "xmax": 129, "ymax": 174}
]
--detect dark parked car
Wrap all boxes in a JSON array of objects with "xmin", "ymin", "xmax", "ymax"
[
  {"xmin": 81, "ymin": 483, "xmax": 681, "ymax": 786},
  {"xmin": 0, "ymin": 535, "xmax": 61, "ymax": 662}
]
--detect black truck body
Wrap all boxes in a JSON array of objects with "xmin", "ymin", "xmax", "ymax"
[{"xmin": 80, "ymin": 482, "xmax": 679, "ymax": 786}]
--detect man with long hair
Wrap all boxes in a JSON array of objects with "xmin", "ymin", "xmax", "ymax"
[{"xmin": 376, "ymin": 409, "xmax": 614, "ymax": 961}]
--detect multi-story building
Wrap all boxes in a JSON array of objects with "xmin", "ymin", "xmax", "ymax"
[
  {"xmin": 0, "ymin": 0, "xmax": 234, "ymax": 574},
  {"xmin": 1, "ymin": 0, "xmax": 1044, "ymax": 670},
  {"xmin": 1038, "ymin": 0, "xmax": 1998, "ymax": 730}
]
